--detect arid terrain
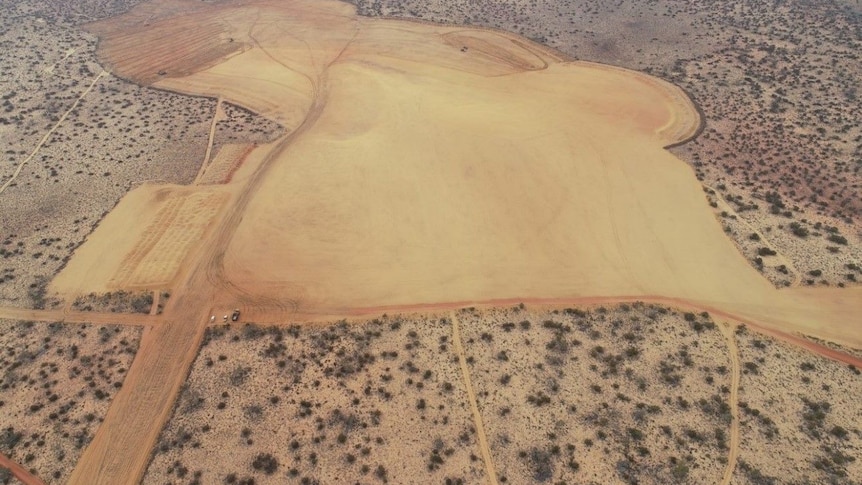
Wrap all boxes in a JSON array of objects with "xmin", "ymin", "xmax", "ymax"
[
  {"xmin": 0, "ymin": 0, "xmax": 283, "ymax": 309},
  {"xmin": 0, "ymin": 0, "xmax": 860, "ymax": 484}
]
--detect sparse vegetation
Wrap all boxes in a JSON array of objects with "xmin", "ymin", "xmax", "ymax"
[
  {"xmin": 0, "ymin": 318, "xmax": 141, "ymax": 483},
  {"xmin": 145, "ymin": 317, "xmax": 485, "ymax": 483},
  {"xmin": 458, "ymin": 304, "xmax": 732, "ymax": 484},
  {"xmin": 733, "ymin": 326, "xmax": 862, "ymax": 483}
]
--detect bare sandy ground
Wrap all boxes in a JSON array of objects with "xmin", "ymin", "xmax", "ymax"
[{"xmin": 53, "ymin": 0, "xmax": 861, "ymax": 349}]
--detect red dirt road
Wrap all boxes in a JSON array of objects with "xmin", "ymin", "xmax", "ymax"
[{"xmin": 0, "ymin": 452, "xmax": 47, "ymax": 485}]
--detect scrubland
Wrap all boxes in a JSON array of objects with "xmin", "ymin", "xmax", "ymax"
[
  {"xmin": 145, "ymin": 317, "xmax": 485, "ymax": 485},
  {"xmin": 0, "ymin": 319, "xmax": 141, "ymax": 483},
  {"xmin": 458, "ymin": 304, "xmax": 733, "ymax": 485},
  {"xmin": 145, "ymin": 304, "xmax": 748, "ymax": 485},
  {"xmin": 0, "ymin": 0, "xmax": 282, "ymax": 309},
  {"xmin": 732, "ymin": 326, "xmax": 862, "ymax": 484}
]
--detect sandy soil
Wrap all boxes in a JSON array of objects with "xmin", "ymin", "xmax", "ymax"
[
  {"xmin": 456, "ymin": 304, "xmax": 734, "ymax": 484},
  {"xmin": 344, "ymin": 0, "xmax": 862, "ymax": 290},
  {"xmin": 51, "ymin": 184, "xmax": 231, "ymax": 295},
  {"xmin": 731, "ymin": 326, "xmax": 862, "ymax": 484}
]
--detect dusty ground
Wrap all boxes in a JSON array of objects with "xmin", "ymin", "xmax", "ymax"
[
  {"xmin": 0, "ymin": 0, "xmax": 284, "ymax": 309},
  {"xmin": 140, "ymin": 303, "xmax": 857, "ymax": 485},
  {"xmin": 44, "ymin": 7, "xmax": 862, "ymax": 481},
  {"xmin": 1, "ymin": 0, "xmax": 860, "ymax": 484},
  {"xmin": 52, "ymin": 2, "xmax": 856, "ymax": 340},
  {"xmin": 53, "ymin": 0, "xmax": 862, "ymax": 346},
  {"xmin": 0, "ymin": 319, "xmax": 141, "ymax": 483}
]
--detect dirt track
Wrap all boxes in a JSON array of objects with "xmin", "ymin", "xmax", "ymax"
[
  {"xmin": 67, "ymin": 23, "xmax": 332, "ymax": 483},
  {"xmin": 0, "ymin": 70, "xmax": 106, "ymax": 196},
  {"xmin": 0, "ymin": 452, "xmax": 47, "ymax": 485},
  {"xmin": 718, "ymin": 322, "xmax": 742, "ymax": 485},
  {"xmin": 451, "ymin": 312, "xmax": 499, "ymax": 485},
  {"xmin": 0, "ymin": 306, "xmax": 159, "ymax": 326}
]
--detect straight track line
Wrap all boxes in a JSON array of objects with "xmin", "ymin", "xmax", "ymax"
[
  {"xmin": 0, "ymin": 71, "xmax": 107, "ymax": 195},
  {"xmin": 450, "ymin": 312, "xmax": 499, "ymax": 485}
]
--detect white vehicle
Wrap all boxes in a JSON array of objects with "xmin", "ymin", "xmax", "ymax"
[
  {"xmin": 223, "ymin": 315, "xmax": 228, "ymax": 322},
  {"xmin": 210, "ymin": 315, "xmax": 215, "ymax": 323}
]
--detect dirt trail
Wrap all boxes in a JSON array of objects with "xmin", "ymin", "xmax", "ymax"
[
  {"xmin": 149, "ymin": 290, "xmax": 160, "ymax": 315},
  {"xmin": 0, "ymin": 70, "xmax": 107, "ymax": 195},
  {"xmin": 0, "ymin": 306, "xmax": 159, "ymax": 326},
  {"xmin": 704, "ymin": 183, "xmax": 801, "ymax": 287},
  {"xmin": 67, "ymin": 53, "xmax": 329, "ymax": 484},
  {"xmin": 193, "ymin": 97, "xmax": 224, "ymax": 184},
  {"xmin": 67, "ymin": 287, "xmax": 213, "ymax": 485},
  {"xmin": 450, "ymin": 312, "xmax": 499, "ymax": 485},
  {"xmin": 43, "ymin": 47, "xmax": 78, "ymax": 75},
  {"xmin": 0, "ymin": 452, "xmax": 47, "ymax": 485},
  {"xmin": 718, "ymin": 321, "xmax": 741, "ymax": 485}
]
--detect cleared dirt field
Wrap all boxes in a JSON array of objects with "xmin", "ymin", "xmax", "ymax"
[
  {"xmin": 56, "ymin": 0, "xmax": 862, "ymax": 349},
  {"xmin": 52, "ymin": 185, "xmax": 230, "ymax": 295}
]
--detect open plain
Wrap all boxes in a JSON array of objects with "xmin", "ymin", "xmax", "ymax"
[{"xmin": 1, "ymin": 0, "xmax": 860, "ymax": 484}]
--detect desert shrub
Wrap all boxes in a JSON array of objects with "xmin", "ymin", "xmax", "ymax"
[
  {"xmin": 757, "ymin": 247, "xmax": 777, "ymax": 256},
  {"xmin": 827, "ymin": 234, "xmax": 847, "ymax": 245},
  {"xmin": 251, "ymin": 453, "xmax": 278, "ymax": 475}
]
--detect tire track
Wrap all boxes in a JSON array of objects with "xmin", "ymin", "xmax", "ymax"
[
  {"xmin": 0, "ymin": 306, "xmax": 159, "ymax": 326},
  {"xmin": 703, "ymin": 183, "xmax": 801, "ymax": 287},
  {"xmin": 450, "ymin": 312, "xmax": 499, "ymax": 485},
  {"xmin": 718, "ymin": 321, "xmax": 741, "ymax": 485}
]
